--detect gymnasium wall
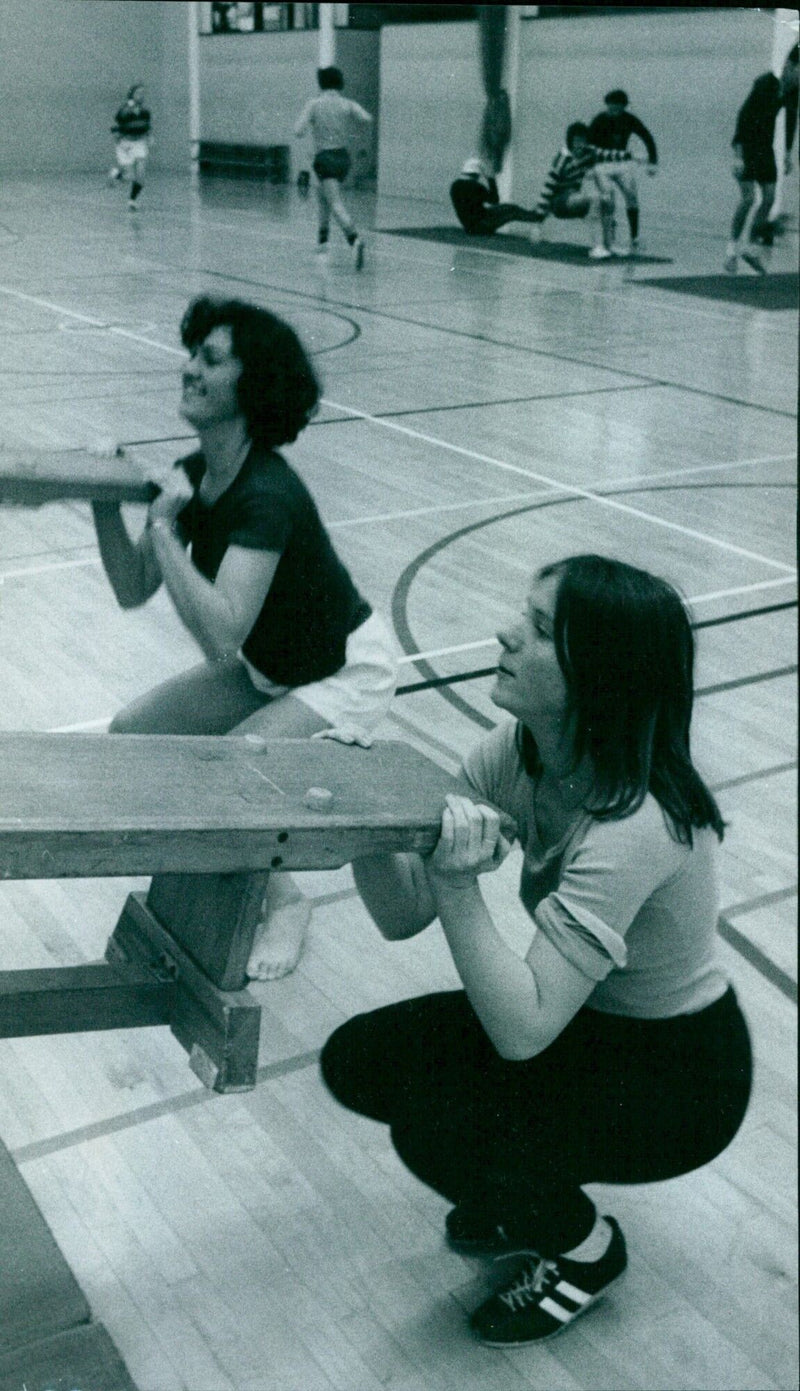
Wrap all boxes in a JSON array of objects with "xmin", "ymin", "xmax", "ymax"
[
  {"xmin": 0, "ymin": 0, "xmax": 190, "ymax": 173},
  {"xmin": 378, "ymin": 8, "xmax": 780, "ymax": 235},
  {"xmin": 198, "ymin": 29, "xmax": 380, "ymax": 181}
]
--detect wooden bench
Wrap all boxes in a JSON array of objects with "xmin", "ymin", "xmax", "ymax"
[
  {"xmin": 198, "ymin": 141, "xmax": 290, "ymax": 182},
  {"xmin": 0, "ymin": 445, "xmax": 157, "ymax": 506},
  {"xmin": 0, "ymin": 1138, "xmax": 137, "ymax": 1390},
  {"xmin": 0, "ymin": 734, "xmax": 455, "ymax": 1092}
]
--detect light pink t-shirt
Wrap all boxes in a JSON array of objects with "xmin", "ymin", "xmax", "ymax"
[
  {"xmin": 294, "ymin": 91, "xmax": 372, "ymax": 153},
  {"xmin": 463, "ymin": 720, "xmax": 728, "ymax": 1019}
]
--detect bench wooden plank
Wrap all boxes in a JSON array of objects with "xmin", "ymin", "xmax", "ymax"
[
  {"xmin": 0, "ymin": 1140, "xmax": 90, "ymax": 1355},
  {"xmin": 0, "ymin": 446, "xmax": 157, "ymax": 505},
  {"xmin": 0, "ymin": 963, "xmax": 174, "ymax": 1038},
  {"xmin": 0, "ymin": 735, "xmax": 456, "ymax": 879}
]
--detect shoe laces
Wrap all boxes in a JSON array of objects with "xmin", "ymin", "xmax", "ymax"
[{"xmin": 497, "ymin": 1254, "xmax": 559, "ymax": 1311}]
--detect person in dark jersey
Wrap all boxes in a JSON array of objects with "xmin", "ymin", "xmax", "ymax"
[
  {"xmin": 779, "ymin": 42, "xmax": 799, "ymax": 175},
  {"xmin": 449, "ymin": 156, "xmax": 539, "ymax": 235},
  {"xmin": 92, "ymin": 297, "xmax": 397, "ymax": 979},
  {"xmin": 108, "ymin": 84, "xmax": 151, "ymax": 211},
  {"xmin": 321, "ymin": 554, "xmax": 751, "ymax": 1349},
  {"xmin": 587, "ymin": 89, "xmax": 658, "ymax": 250},
  {"xmin": 725, "ymin": 70, "xmax": 785, "ymax": 272}
]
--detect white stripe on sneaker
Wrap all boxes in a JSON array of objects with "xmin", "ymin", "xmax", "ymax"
[
  {"xmin": 538, "ymin": 1296, "xmax": 573, "ymax": 1323},
  {"xmin": 556, "ymin": 1279, "xmax": 591, "ymax": 1305}
]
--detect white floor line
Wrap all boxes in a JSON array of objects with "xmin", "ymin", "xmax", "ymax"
[
  {"xmin": 0, "ymin": 555, "xmax": 101, "ymax": 581},
  {"xmin": 321, "ymin": 397, "xmax": 797, "ymax": 574},
  {"xmin": 0, "ymin": 284, "xmax": 185, "ymax": 358},
  {"xmin": 399, "ymin": 577, "xmax": 797, "ymax": 665},
  {"xmin": 44, "ymin": 572, "xmax": 795, "ymax": 732},
  {"xmin": 690, "ymin": 575, "xmax": 798, "ymax": 605},
  {"xmin": 0, "ymin": 285, "xmax": 794, "ymax": 585},
  {"xmin": 48, "ymin": 717, "xmax": 110, "ymax": 732},
  {"xmin": 326, "ymin": 487, "xmax": 551, "ymax": 530},
  {"xmin": 326, "ymin": 450, "xmax": 796, "ymax": 531},
  {"xmin": 398, "ymin": 638, "xmax": 496, "ymax": 665},
  {"xmin": 5, "ymin": 452, "xmax": 794, "ymax": 583}
]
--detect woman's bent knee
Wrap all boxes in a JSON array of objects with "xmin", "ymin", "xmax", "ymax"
[{"xmin": 319, "ymin": 1021, "xmax": 359, "ymax": 1101}]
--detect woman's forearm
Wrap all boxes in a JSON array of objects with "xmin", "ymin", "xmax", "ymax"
[
  {"xmin": 92, "ymin": 502, "xmax": 158, "ymax": 608},
  {"xmin": 149, "ymin": 521, "xmax": 242, "ymax": 660},
  {"xmin": 430, "ymin": 876, "xmax": 542, "ymax": 1060}
]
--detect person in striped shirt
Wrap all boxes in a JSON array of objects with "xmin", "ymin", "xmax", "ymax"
[{"xmin": 529, "ymin": 123, "xmax": 636, "ymax": 260}]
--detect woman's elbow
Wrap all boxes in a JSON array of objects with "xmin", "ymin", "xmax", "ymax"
[
  {"xmin": 116, "ymin": 587, "xmax": 147, "ymax": 610},
  {"xmin": 492, "ymin": 1024, "xmax": 554, "ymax": 1062}
]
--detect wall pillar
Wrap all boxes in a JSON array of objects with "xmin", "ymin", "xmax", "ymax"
[
  {"xmin": 496, "ymin": 4, "xmax": 521, "ymax": 203},
  {"xmin": 187, "ymin": 1, "xmax": 201, "ymax": 175},
  {"xmin": 319, "ymin": 4, "xmax": 336, "ymax": 68}
]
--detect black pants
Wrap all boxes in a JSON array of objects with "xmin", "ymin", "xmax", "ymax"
[
  {"xmin": 450, "ymin": 179, "xmax": 537, "ymax": 235},
  {"xmin": 320, "ymin": 987, "xmax": 752, "ymax": 1255}
]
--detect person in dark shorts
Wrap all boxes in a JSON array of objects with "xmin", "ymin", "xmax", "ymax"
[
  {"xmin": 587, "ymin": 89, "xmax": 658, "ymax": 250},
  {"xmin": 449, "ymin": 157, "xmax": 539, "ymax": 235},
  {"xmin": 757, "ymin": 44, "xmax": 799, "ymax": 244},
  {"xmin": 321, "ymin": 554, "xmax": 751, "ymax": 1349},
  {"xmin": 294, "ymin": 67, "xmax": 372, "ymax": 267},
  {"xmin": 91, "ymin": 297, "xmax": 397, "ymax": 980},
  {"xmin": 725, "ymin": 71, "xmax": 784, "ymax": 272}
]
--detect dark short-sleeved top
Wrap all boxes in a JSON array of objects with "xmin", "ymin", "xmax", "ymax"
[
  {"xmin": 175, "ymin": 446, "xmax": 371, "ymax": 686},
  {"xmin": 587, "ymin": 109, "xmax": 658, "ymax": 163},
  {"xmin": 732, "ymin": 77, "xmax": 782, "ymax": 181},
  {"xmin": 113, "ymin": 106, "xmax": 151, "ymax": 139}
]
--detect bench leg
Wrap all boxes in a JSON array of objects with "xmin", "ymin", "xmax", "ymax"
[{"xmin": 107, "ymin": 886, "xmax": 264, "ymax": 1093}]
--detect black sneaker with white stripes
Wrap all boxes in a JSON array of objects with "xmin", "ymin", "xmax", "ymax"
[{"xmin": 470, "ymin": 1216, "xmax": 627, "ymax": 1347}]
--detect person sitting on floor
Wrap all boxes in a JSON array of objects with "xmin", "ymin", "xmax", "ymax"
[{"xmin": 450, "ymin": 156, "xmax": 539, "ymax": 235}]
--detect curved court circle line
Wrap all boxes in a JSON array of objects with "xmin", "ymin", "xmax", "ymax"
[
  {"xmin": 185, "ymin": 268, "xmax": 798, "ymax": 420},
  {"xmin": 391, "ymin": 481, "xmax": 798, "ymax": 733},
  {"xmin": 194, "ymin": 266, "xmax": 362, "ymax": 355}
]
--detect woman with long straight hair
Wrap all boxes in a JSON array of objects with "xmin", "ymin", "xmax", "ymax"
[{"xmin": 322, "ymin": 554, "xmax": 751, "ymax": 1348}]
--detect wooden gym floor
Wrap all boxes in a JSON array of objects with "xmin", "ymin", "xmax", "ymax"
[{"xmin": 0, "ymin": 171, "xmax": 796, "ymax": 1391}]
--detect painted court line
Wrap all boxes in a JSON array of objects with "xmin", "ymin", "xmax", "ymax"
[
  {"xmin": 11, "ymin": 1048, "xmax": 322, "ymax": 1167},
  {"xmin": 1, "ymin": 282, "xmax": 794, "ymax": 586},
  {"xmin": 4, "ymin": 456, "xmax": 794, "ymax": 585},
  {"xmin": 0, "ymin": 554, "xmax": 101, "ymax": 581},
  {"xmin": 690, "ymin": 576, "xmax": 797, "ymax": 604},
  {"xmin": 322, "ymin": 397, "xmax": 797, "ymax": 575},
  {"xmin": 0, "ymin": 283, "xmax": 185, "ymax": 358},
  {"xmin": 326, "ymin": 451, "xmax": 796, "ymax": 532}
]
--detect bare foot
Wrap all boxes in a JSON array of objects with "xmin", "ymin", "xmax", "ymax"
[{"xmin": 246, "ymin": 888, "xmax": 312, "ymax": 981}]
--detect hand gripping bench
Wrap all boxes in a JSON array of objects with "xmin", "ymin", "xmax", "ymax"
[{"xmin": 0, "ymin": 734, "xmax": 456, "ymax": 1092}]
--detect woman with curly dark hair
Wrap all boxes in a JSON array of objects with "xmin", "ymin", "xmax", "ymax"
[
  {"xmin": 322, "ymin": 554, "xmax": 751, "ymax": 1348},
  {"xmin": 92, "ymin": 297, "xmax": 397, "ymax": 978}
]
